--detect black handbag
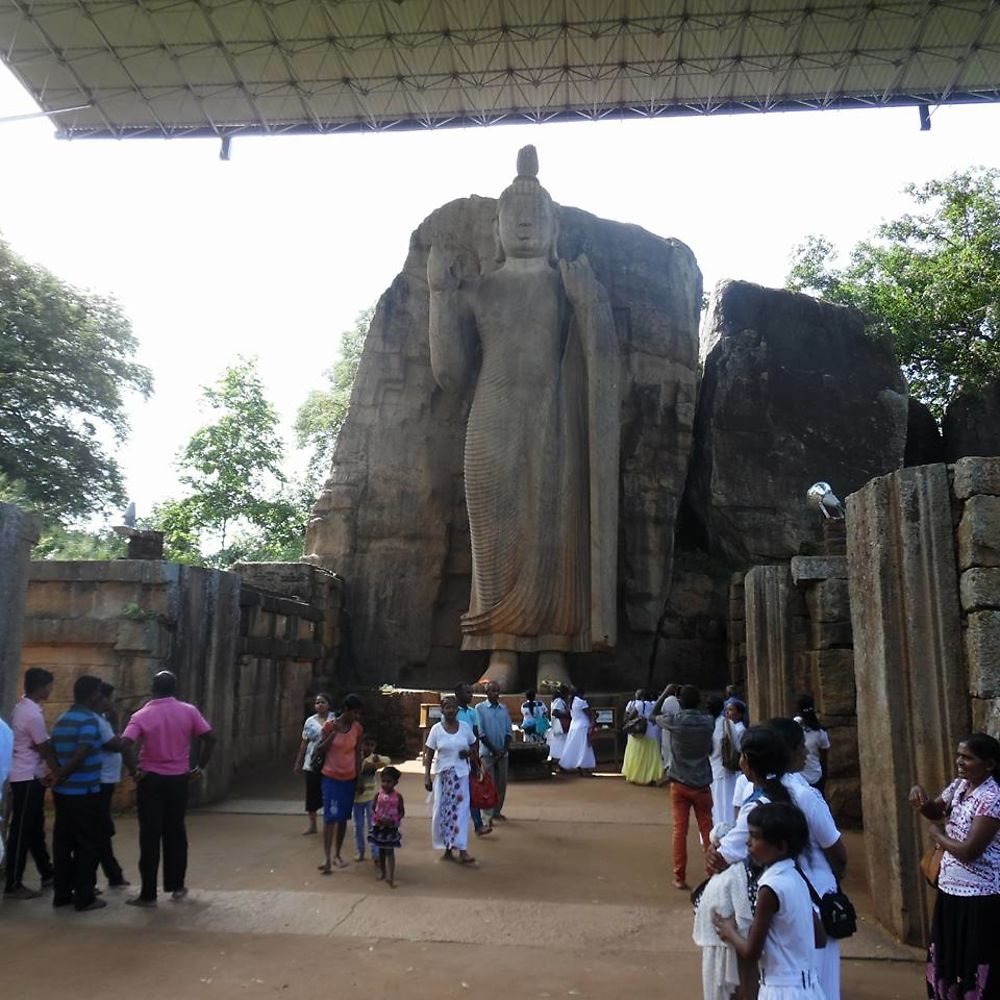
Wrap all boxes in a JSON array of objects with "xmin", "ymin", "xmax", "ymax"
[{"xmin": 797, "ymin": 864, "xmax": 857, "ymax": 939}]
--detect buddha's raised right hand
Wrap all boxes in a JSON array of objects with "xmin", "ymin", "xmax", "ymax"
[{"xmin": 428, "ymin": 243, "xmax": 461, "ymax": 293}]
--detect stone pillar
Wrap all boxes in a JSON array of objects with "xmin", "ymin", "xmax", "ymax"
[
  {"xmin": 0, "ymin": 504, "xmax": 39, "ymax": 717},
  {"xmin": 790, "ymin": 555, "xmax": 860, "ymax": 825},
  {"xmin": 744, "ymin": 565, "xmax": 802, "ymax": 722},
  {"xmin": 726, "ymin": 572, "xmax": 747, "ymax": 689},
  {"xmin": 846, "ymin": 464, "xmax": 969, "ymax": 946}
]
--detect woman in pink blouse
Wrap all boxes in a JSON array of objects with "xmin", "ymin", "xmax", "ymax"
[{"xmin": 910, "ymin": 732, "xmax": 1000, "ymax": 1000}]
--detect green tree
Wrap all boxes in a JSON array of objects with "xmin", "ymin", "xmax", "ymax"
[
  {"xmin": 295, "ymin": 306, "xmax": 371, "ymax": 489},
  {"xmin": 0, "ymin": 237, "xmax": 152, "ymax": 518},
  {"xmin": 176, "ymin": 357, "xmax": 286, "ymax": 550},
  {"xmin": 787, "ymin": 168, "xmax": 1000, "ymax": 418},
  {"xmin": 32, "ymin": 524, "xmax": 127, "ymax": 560},
  {"xmin": 150, "ymin": 358, "xmax": 310, "ymax": 566}
]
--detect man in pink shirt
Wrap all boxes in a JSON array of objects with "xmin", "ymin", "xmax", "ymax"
[
  {"xmin": 120, "ymin": 670, "xmax": 215, "ymax": 907},
  {"xmin": 4, "ymin": 668, "xmax": 58, "ymax": 900}
]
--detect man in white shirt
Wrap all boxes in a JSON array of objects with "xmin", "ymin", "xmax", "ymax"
[
  {"xmin": 4, "ymin": 668, "xmax": 58, "ymax": 899},
  {"xmin": 95, "ymin": 683, "xmax": 129, "ymax": 888}
]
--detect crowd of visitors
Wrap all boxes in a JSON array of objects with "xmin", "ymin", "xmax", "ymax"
[
  {"xmin": 2, "ymin": 667, "xmax": 213, "ymax": 912},
  {"xmin": 4, "ymin": 663, "xmax": 998, "ymax": 1000}
]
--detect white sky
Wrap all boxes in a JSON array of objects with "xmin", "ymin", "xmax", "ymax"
[{"xmin": 2, "ymin": 62, "xmax": 1000, "ymax": 525}]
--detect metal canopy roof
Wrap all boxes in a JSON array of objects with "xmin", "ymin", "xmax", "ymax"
[{"xmin": 2, "ymin": 0, "xmax": 999, "ymax": 139}]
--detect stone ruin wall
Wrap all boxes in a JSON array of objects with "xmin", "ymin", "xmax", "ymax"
[
  {"xmin": 14, "ymin": 558, "xmax": 341, "ymax": 806},
  {"xmin": 847, "ymin": 457, "xmax": 1000, "ymax": 946},
  {"xmin": 741, "ymin": 457, "xmax": 1000, "ymax": 946}
]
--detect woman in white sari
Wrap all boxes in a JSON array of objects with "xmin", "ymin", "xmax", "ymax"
[
  {"xmin": 559, "ymin": 687, "xmax": 596, "ymax": 775},
  {"xmin": 423, "ymin": 695, "xmax": 479, "ymax": 864},
  {"xmin": 547, "ymin": 684, "xmax": 571, "ymax": 767}
]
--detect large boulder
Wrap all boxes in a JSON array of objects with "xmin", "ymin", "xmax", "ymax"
[
  {"xmin": 904, "ymin": 397, "xmax": 945, "ymax": 467},
  {"xmin": 943, "ymin": 379, "xmax": 1000, "ymax": 460},
  {"xmin": 306, "ymin": 197, "xmax": 702, "ymax": 688},
  {"xmin": 687, "ymin": 280, "xmax": 908, "ymax": 566}
]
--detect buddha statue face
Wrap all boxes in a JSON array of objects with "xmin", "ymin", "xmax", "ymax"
[{"xmin": 497, "ymin": 186, "xmax": 557, "ymax": 261}]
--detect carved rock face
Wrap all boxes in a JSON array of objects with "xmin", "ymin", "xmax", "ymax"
[
  {"xmin": 306, "ymin": 196, "xmax": 702, "ymax": 688},
  {"xmin": 687, "ymin": 279, "xmax": 909, "ymax": 566}
]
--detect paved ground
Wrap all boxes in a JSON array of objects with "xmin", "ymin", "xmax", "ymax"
[{"xmin": 1, "ymin": 763, "xmax": 924, "ymax": 999}]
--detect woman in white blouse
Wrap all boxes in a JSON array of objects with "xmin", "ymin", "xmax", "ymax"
[
  {"xmin": 558, "ymin": 687, "xmax": 595, "ymax": 775},
  {"xmin": 423, "ymin": 695, "xmax": 480, "ymax": 864},
  {"xmin": 911, "ymin": 733, "xmax": 1000, "ymax": 1000}
]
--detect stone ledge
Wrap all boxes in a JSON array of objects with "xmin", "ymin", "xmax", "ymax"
[
  {"xmin": 29, "ymin": 560, "xmax": 179, "ymax": 583},
  {"xmin": 239, "ymin": 586, "xmax": 325, "ymax": 622},
  {"xmin": 790, "ymin": 555, "xmax": 848, "ymax": 585},
  {"xmin": 236, "ymin": 636, "xmax": 323, "ymax": 660},
  {"xmin": 22, "ymin": 618, "xmax": 119, "ymax": 645},
  {"xmin": 953, "ymin": 456, "xmax": 1000, "ymax": 500}
]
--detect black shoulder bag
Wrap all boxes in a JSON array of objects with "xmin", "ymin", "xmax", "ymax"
[{"xmin": 796, "ymin": 864, "xmax": 857, "ymax": 940}]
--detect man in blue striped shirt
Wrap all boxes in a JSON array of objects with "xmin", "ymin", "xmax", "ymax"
[{"xmin": 49, "ymin": 674, "xmax": 107, "ymax": 912}]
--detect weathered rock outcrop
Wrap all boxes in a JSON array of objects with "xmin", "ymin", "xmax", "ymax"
[
  {"xmin": 687, "ymin": 280, "xmax": 908, "ymax": 565},
  {"xmin": 943, "ymin": 378, "xmax": 1000, "ymax": 460},
  {"xmin": 904, "ymin": 397, "xmax": 945, "ymax": 467},
  {"xmin": 306, "ymin": 198, "xmax": 702, "ymax": 687}
]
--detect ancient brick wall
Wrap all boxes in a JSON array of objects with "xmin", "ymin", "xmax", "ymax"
[{"xmin": 19, "ymin": 561, "xmax": 338, "ymax": 805}]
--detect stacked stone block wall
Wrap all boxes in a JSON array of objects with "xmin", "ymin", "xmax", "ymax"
[
  {"xmin": 954, "ymin": 459, "xmax": 1000, "ymax": 737},
  {"xmin": 20, "ymin": 561, "xmax": 336, "ymax": 805}
]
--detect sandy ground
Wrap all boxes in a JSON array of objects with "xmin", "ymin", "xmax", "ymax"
[{"xmin": 1, "ymin": 764, "xmax": 925, "ymax": 999}]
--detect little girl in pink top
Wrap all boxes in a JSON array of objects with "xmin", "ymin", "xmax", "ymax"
[{"xmin": 370, "ymin": 766, "xmax": 404, "ymax": 887}]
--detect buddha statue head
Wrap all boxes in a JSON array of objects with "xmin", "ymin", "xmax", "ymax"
[{"xmin": 496, "ymin": 145, "xmax": 559, "ymax": 264}]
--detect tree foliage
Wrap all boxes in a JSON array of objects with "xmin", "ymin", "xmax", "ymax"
[
  {"xmin": 295, "ymin": 307, "xmax": 371, "ymax": 489},
  {"xmin": 0, "ymin": 237, "xmax": 152, "ymax": 518},
  {"xmin": 150, "ymin": 357, "xmax": 309, "ymax": 565},
  {"xmin": 787, "ymin": 168, "xmax": 1000, "ymax": 418},
  {"xmin": 33, "ymin": 524, "xmax": 127, "ymax": 561}
]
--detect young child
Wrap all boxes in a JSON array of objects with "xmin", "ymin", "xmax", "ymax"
[
  {"xmin": 353, "ymin": 737, "xmax": 391, "ymax": 862},
  {"xmin": 369, "ymin": 766, "xmax": 404, "ymax": 887},
  {"xmin": 712, "ymin": 802, "xmax": 825, "ymax": 999}
]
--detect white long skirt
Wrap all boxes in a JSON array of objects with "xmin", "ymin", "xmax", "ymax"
[
  {"xmin": 559, "ymin": 721, "xmax": 595, "ymax": 770},
  {"xmin": 815, "ymin": 939, "xmax": 840, "ymax": 1000},
  {"xmin": 430, "ymin": 768, "xmax": 470, "ymax": 852},
  {"xmin": 547, "ymin": 728, "xmax": 567, "ymax": 761},
  {"xmin": 712, "ymin": 771, "xmax": 738, "ymax": 826}
]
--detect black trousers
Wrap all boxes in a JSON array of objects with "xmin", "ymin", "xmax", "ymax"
[
  {"xmin": 136, "ymin": 772, "xmax": 190, "ymax": 901},
  {"xmin": 4, "ymin": 778, "xmax": 54, "ymax": 891},
  {"xmin": 52, "ymin": 792, "xmax": 102, "ymax": 909},
  {"xmin": 97, "ymin": 783, "xmax": 126, "ymax": 885}
]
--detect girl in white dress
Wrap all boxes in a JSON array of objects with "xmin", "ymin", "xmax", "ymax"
[
  {"xmin": 708, "ymin": 727, "xmax": 846, "ymax": 1000},
  {"xmin": 713, "ymin": 801, "xmax": 826, "ymax": 999},
  {"xmin": 423, "ymin": 695, "xmax": 478, "ymax": 863},
  {"xmin": 559, "ymin": 689, "xmax": 595, "ymax": 774}
]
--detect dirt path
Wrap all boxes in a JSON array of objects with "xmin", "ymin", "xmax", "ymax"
[{"xmin": 0, "ymin": 767, "xmax": 924, "ymax": 999}]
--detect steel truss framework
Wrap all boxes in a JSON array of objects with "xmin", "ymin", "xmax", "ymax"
[{"xmin": 1, "ymin": 0, "xmax": 998, "ymax": 139}]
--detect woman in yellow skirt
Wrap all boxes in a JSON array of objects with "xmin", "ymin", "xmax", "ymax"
[{"xmin": 621, "ymin": 690, "xmax": 665, "ymax": 785}]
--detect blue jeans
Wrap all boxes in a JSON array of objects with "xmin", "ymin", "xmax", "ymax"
[{"xmin": 352, "ymin": 801, "xmax": 378, "ymax": 858}]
